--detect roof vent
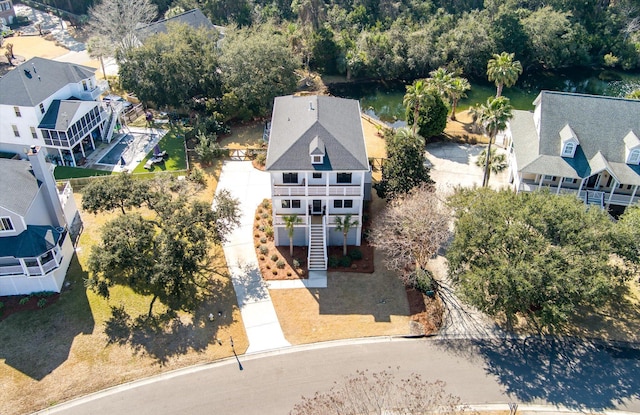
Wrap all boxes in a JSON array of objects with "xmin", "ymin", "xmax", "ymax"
[
  {"xmin": 24, "ymin": 69, "xmax": 32, "ymax": 78},
  {"xmin": 32, "ymin": 63, "xmax": 37, "ymax": 73},
  {"xmin": 309, "ymin": 101, "xmax": 314, "ymax": 111}
]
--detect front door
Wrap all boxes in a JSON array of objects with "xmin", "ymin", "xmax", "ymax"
[
  {"xmin": 312, "ymin": 200, "xmax": 322, "ymax": 214},
  {"xmin": 586, "ymin": 174, "xmax": 599, "ymax": 189}
]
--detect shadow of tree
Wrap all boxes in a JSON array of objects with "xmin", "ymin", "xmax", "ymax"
[
  {"xmin": 0, "ymin": 255, "xmax": 95, "ymax": 380},
  {"xmin": 439, "ymin": 337, "xmax": 640, "ymax": 410},
  {"xmin": 103, "ymin": 277, "xmax": 238, "ymax": 365}
]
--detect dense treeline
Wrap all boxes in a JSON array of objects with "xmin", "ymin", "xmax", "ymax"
[
  {"xmin": 51, "ymin": 0, "xmax": 640, "ymax": 78},
  {"xmin": 163, "ymin": 0, "xmax": 639, "ymax": 79}
]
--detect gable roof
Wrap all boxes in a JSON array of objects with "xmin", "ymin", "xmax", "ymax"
[
  {"xmin": 511, "ymin": 91, "xmax": 640, "ymax": 184},
  {"xmin": 265, "ymin": 95, "xmax": 369, "ymax": 171},
  {"xmin": 0, "ymin": 57, "xmax": 95, "ymax": 107},
  {"xmin": 135, "ymin": 8, "xmax": 222, "ymax": 41},
  {"xmin": 0, "ymin": 158, "xmax": 40, "ymax": 216},
  {"xmin": 38, "ymin": 99, "xmax": 96, "ymax": 130}
]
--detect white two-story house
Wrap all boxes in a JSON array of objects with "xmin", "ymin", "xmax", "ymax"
[
  {"xmin": 507, "ymin": 91, "xmax": 640, "ymax": 214},
  {"xmin": 265, "ymin": 95, "xmax": 371, "ymax": 270},
  {"xmin": 0, "ymin": 57, "xmax": 121, "ymax": 166},
  {"xmin": 0, "ymin": 147, "xmax": 79, "ymax": 296}
]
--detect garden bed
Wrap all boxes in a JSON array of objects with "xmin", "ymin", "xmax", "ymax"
[{"xmin": 0, "ymin": 291, "xmax": 60, "ymax": 322}]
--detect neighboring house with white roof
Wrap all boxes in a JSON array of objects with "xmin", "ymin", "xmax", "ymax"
[
  {"xmin": 0, "ymin": 57, "xmax": 121, "ymax": 167},
  {"xmin": 507, "ymin": 91, "xmax": 640, "ymax": 212},
  {"xmin": 266, "ymin": 95, "xmax": 371, "ymax": 270},
  {"xmin": 0, "ymin": 147, "xmax": 79, "ymax": 296}
]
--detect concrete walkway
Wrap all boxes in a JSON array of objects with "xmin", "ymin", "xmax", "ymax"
[{"xmin": 216, "ymin": 161, "xmax": 290, "ymax": 353}]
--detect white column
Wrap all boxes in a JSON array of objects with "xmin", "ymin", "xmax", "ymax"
[
  {"xmin": 537, "ymin": 175, "xmax": 543, "ymax": 190},
  {"xmin": 18, "ymin": 258, "xmax": 28, "ymax": 276},
  {"xmin": 556, "ymin": 178, "xmax": 563, "ymax": 194},
  {"xmin": 631, "ymin": 185, "xmax": 639, "ymax": 206},
  {"xmin": 57, "ymin": 148, "xmax": 64, "ymax": 164},
  {"xmin": 608, "ymin": 180, "xmax": 618, "ymax": 205},
  {"xmin": 36, "ymin": 257, "xmax": 45, "ymax": 276}
]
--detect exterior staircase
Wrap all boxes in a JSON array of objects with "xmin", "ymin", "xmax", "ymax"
[
  {"xmin": 308, "ymin": 220, "xmax": 327, "ymax": 271},
  {"xmin": 584, "ymin": 190, "xmax": 605, "ymax": 208}
]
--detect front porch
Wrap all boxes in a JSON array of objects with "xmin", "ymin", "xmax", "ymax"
[{"xmin": 516, "ymin": 176, "xmax": 640, "ymax": 208}]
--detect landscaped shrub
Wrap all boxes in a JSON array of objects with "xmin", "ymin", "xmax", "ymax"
[
  {"xmin": 37, "ymin": 298, "xmax": 47, "ymax": 308},
  {"xmin": 270, "ymin": 254, "xmax": 279, "ymax": 261},
  {"xmin": 259, "ymin": 245, "xmax": 269, "ymax": 255},
  {"xmin": 260, "ymin": 237, "xmax": 267, "ymax": 244},
  {"xmin": 412, "ymin": 268, "xmax": 435, "ymax": 295},
  {"xmin": 19, "ymin": 297, "xmax": 30, "ymax": 305},
  {"xmin": 292, "ymin": 258, "xmax": 301, "ymax": 268},
  {"xmin": 261, "ymin": 199, "xmax": 270, "ymax": 209},
  {"xmin": 187, "ymin": 166, "xmax": 206, "ymax": 186},
  {"xmin": 276, "ymin": 260, "xmax": 285, "ymax": 269},
  {"xmin": 272, "ymin": 269, "xmax": 278, "ymax": 276},
  {"xmin": 338, "ymin": 255, "xmax": 352, "ymax": 267},
  {"xmin": 287, "ymin": 271, "xmax": 292, "ymax": 277},
  {"xmin": 256, "ymin": 153, "xmax": 266, "ymax": 166},
  {"xmin": 328, "ymin": 255, "xmax": 340, "ymax": 268},
  {"xmin": 264, "ymin": 225, "xmax": 274, "ymax": 238},
  {"xmin": 261, "ymin": 212, "xmax": 269, "ymax": 219},
  {"xmin": 349, "ymin": 248, "xmax": 363, "ymax": 260}
]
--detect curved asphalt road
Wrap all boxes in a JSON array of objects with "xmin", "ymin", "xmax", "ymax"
[{"xmin": 38, "ymin": 337, "xmax": 640, "ymax": 414}]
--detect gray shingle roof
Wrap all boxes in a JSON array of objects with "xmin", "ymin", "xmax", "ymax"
[
  {"xmin": 265, "ymin": 95, "xmax": 369, "ymax": 171},
  {"xmin": 135, "ymin": 8, "xmax": 222, "ymax": 41},
  {"xmin": 511, "ymin": 91, "xmax": 640, "ymax": 185},
  {"xmin": 38, "ymin": 100, "xmax": 84, "ymax": 130},
  {"xmin": 0, "ymin": 57, "xmax": 95, "ymax": 107},
  {"xmin": 0, "ymin": 158, "xmax": 40, "ymax": 216}
]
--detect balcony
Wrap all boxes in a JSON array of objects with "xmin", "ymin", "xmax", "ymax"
[
  {"xmin": 0, "ymin": 249, "xmax": 63, "ymax": 277},
  {"xmin": 78, "ymin": 80, "xmax": 109, "ymax": 101},
  {"xmin": 273, "ymin": 184, "xmax": 362, "ymax": 197}
]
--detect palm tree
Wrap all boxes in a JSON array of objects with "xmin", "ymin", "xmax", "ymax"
[
  {"xmin": 393, "ymin": 126, "xmax": 425, "ymax": 149},
  {"xmin": 403, "ymin": 79, "xmax": 432, "ymax": 136},
  {"xmin": 468, "ymin": 103, "xmax": 483, "ymax": 133},
  {"xmin": 476, "ymin": 148, "xmax": 508, "ymax": 174},
  {"xmin": 334, "ymin": 214, "xmax": 359, "ymax": 256},
  {"xmin": 479, "ymin": 96, "xmax": 513, "ymax": 187},
  {"xmin": 448, "ymin": 77, "xmax": 471, "ymax": 121},
  {"xmin": 283, "ymin": 214, "xmax": 301, "ymax": 257},
  {"xmin": 487, "ymin": 52, "xmax": 523, "ymax": 97},
  {"xmin": 427, "ymin": 67, "xmax": 454, "ymax": 101}
]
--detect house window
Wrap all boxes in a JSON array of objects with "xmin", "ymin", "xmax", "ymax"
[
  {"xmin": 283, "ymin": 173, "xmax": 298, "ymax": 184},
  {"xmin": 11, "ymin": 125, "xmax": 19, "ymax": 137},
  {"xmin": 30, "ymin": 127, "xmax": 37, "ymax": 139},
  {"xmin": 628, "ymin": 149, "xmax": 640, "ymax": 165},
  {"xmin": 312, "ymin": 172, "xmax": 322, "ymax": 179},
  {"xmin": 39, "ymin": 103, "xmax": 45, "ymax": 114},
  {"xmin": 14, "ymin": 106, "xmax": 21, "ymax": 117},
  {"xmin": 0, "ymin": 217, "xmax": 14, "ymax": 231},
  {"xmin": 562, "ymin": 142, "xmax": 575, "ymax": 157},
  {"xmin": 333, "ymin": 200, "xmax": 353, "ymax": 209},
  {"xmin": 82, "ymin": 80, "xmax": 88, "ymax": 91},
  {"xmin": 312, "ymin": 155, "xmax": 323, "ymax": 164},
  {"xmin": 336, "ymin": 173, "xmax": 352, "ymax": 183},
  {"xmin": 281, "ymin": 200, "xmax": 301, "ymax": 209}
]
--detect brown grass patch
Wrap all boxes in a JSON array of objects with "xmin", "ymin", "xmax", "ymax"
[{"xmin": 270, "ymin": 253, "xmax": 413, "ymax": 345}]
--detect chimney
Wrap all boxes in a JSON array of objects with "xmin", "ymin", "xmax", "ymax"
[{"xmin": 27, "ymin": 146, "xmax": 66, "ymax": 229}]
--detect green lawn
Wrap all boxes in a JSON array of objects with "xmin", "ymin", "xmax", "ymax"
[{"xmin": 132, "ymin": 128, "xmax": 188, "ymax": 173}]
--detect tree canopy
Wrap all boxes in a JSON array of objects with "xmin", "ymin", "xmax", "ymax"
[
  {"xmin": 81, "ymin": 173, "xmax": 148, "ymax": 215},
  {"xmin": 487, "ymin": 52, "xmax": 523, "ymax": 97},
  {"xmin": 405, "ymin": 88, "xmax": 448, "ymax": 140},
  {"xmin": 219, "ymin": 25, "xmax": 300, "ymax": 118},
  {"xmin": 119, "ymin": 23, "xmax": 222, "ymax": 108},
  {"xmin": 376, "ymin": 127, "xmax": 433, "ymax": 200},
  {"xmin": 447, "ymin": 188, "xmax": 626, "ymax": 334},
  {"xmin": 84, "ymin": 175, "xmax": 241, "ymax": 317},
  {"xmin": 369, "ymin": 184, "xmax": 450, "ymax": 286}
]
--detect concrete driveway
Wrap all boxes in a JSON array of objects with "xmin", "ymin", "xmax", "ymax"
[{"xmin": 425, "ymin": 141, "xmax": 509, "ymax": 193}]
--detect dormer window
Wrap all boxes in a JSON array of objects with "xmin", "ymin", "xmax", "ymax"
[
  {"xmin": 624, "ymin": 131, "xmax": 640, "ymax": 165},
  {"xmin": 562, "ymin": 142, "xmax": 575, "ymax": 157},
  {"xmin": 559, "ymin": 124, "xmax": 579, "ymax": 158},
  {"xmin": 309, "ymin": 136, "xmax": 325, "ymax": 165}
]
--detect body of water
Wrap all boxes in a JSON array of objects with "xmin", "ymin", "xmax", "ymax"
[{"xmin": 328, "ymin": 68, "xmax": 640, "ymax": 125}]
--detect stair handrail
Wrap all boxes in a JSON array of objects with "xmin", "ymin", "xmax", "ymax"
[
  {"xmin": 307, "ymin": 221, "xmax": 312, "ymax": 268},
  {"xmin": 322, "ymin": 215, "xmax": 328, "ymax": 268}
]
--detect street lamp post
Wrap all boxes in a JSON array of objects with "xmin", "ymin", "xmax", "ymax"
[{"xmin": 230, "ymin": 336, "xmax": 243, "ymax": 371}]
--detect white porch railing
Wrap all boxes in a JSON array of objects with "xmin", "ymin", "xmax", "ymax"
[
  {"xmin": 0, "ymin": 251, "xmax": 62, "ymax": 277},
  {"xmin": 273, "ymin": 215, "xmax": 309, "ymax": 226},
  {"xmin": 273, "ymin": 185, "xmax": 361, "ymax": 197},
  {"xmin": 519, "ymin": 180, "xmax": 640, "ymax": 207}
]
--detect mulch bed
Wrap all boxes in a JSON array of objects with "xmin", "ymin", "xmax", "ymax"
[
  {"xmin": 0, "ymin": 292, "xmax": 60, "ymax": 322},
  {"xmin": 326, "ymin": 243, "xmax": 375, "ymax": 273}
]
